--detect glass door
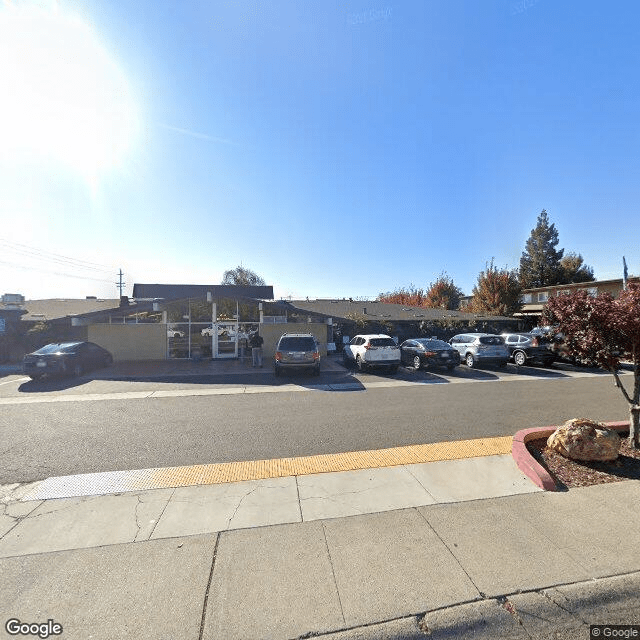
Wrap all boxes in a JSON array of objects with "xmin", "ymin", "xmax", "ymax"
[{"xmin": 215, "ymin": 321, "xmax": 238, "ymax": 358}]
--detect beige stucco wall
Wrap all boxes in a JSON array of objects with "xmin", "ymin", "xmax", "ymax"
[
  {"xmin": 260, "ymin": 323, "xmax": 329, "ymax": 360},
  {"xmin": 87, "ymin": 324, "xmax": 167, "ymax": 361}
]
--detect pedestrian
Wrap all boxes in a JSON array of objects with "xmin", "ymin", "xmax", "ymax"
[{"xmin": 249, "ymin": 331, "xmax": 264, "ymax": 367}]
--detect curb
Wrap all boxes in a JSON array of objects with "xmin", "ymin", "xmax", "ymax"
[{"xmin": 512, "ymin": 420, "xmax": 631, "ymax": 491}]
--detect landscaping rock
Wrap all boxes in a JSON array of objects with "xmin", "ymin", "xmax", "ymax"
[{"xmin": 547, "ymin": 418, "xmax": 621, "ymax": 462}]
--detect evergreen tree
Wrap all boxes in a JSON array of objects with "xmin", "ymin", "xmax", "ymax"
[
  {"xmin": 519, "ymin": 210, "xmax": 564, "ymax": 288},
  {"xmin": 559, "ymin": 252, "xmax": 595, "ymax": 284},
  {"xmin": 468, "ymin": 259, "xmax": 521, "ymax": 316}
]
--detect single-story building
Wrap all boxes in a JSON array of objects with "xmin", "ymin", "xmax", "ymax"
[{"xmin": 3, "ymin": 286, "xmax": 526, "ymax": 363}]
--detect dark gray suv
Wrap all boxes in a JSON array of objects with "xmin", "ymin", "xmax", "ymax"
[
  {"xmin": 274, "ymin": 333, "xmax": 321, "ymax": 376},
  {"xmin": 502, "ymin": 333, "xmax": 556, "ymax": 366}
]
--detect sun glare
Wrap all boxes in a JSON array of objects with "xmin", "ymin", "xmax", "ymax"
[{"xmin": 0, "ymin": 0, "xmax": 138, "ymax": 186}]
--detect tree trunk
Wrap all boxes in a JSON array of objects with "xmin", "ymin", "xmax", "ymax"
[{"xmin": 629, "ymin": 405, "xmax": 640, "ymax": 449}]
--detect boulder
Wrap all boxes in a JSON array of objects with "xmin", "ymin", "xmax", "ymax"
[{"xmin": 547, "ymin": 418, "xmax": 621, "ymax": 462}]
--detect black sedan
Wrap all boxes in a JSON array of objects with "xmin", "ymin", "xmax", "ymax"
[
  {"xmin": 23, "ymin": 341, "xmax": 113, "ymax": 380},
  {"xmin": 400, "ymin": 338, "xmax": 461, "ymax": 371}
]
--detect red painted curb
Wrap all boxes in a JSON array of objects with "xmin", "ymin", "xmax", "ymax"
[{"xmin": 512, "ymin": 421, "xmax": 631, "ymax": 491}]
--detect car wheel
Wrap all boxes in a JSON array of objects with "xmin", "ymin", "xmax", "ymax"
[
  {"xmin": 543, "ymin": 358, "xmax": 555, "ymax": 367},
  {"xmin": 73, "ymin": 362, "xmax": 83, "ymax": 377},
  {"xmin": 314, "ymin": 365, "xmax": 321, "ymax": 376},
  {"xmin": 446, "ymin": 364, "xmax": 456, "ymax": 371},
  {"xmin": 274, "ymin": 365, "xmax": 281, "ymax": 377},
  {"xmin": 514, "ymin": 350, "xmax": 527, "ymax": 366},
  {"xmin": 356, "ymin": 355, "xmax": 365, "ymax": 371},
  {"xmin": 29, "ymin": 375, "xmax": 43, "ymax": 382},
  {"xmin": 465, "ymin": 354, "xmax": 475, "ymax": 368},
  {"xmin": 412, "ymin": 355, "xmax": 421, "ymax": 370},
  {"xmin": 389, "ymin": 365, "xmax": 398, "ymax": 374}
]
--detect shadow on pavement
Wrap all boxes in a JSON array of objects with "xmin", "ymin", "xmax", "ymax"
[{"xmin": 18, "ymin": 375, "xmax": 88, "ymax": 393}]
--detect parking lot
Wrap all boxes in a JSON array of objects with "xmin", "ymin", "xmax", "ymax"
[{"xmin": 0, "ymin": 356, "xmax": 625, "ymax": 403}]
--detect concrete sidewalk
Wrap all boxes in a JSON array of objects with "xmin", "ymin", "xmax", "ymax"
[{"xmin": 2, "ymin": 455, "xmax": 640, "ymax": 639}]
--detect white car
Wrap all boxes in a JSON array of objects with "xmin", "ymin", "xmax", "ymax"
[{"xmin": 342, "ymin": 334, "xmax": 401, "ymax": 372}]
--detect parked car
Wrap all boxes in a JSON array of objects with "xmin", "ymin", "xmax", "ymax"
[
  {"xmin": 449, "ymin": 333, "xmax": 510, "ymax": 368},
  {"xmin": 167, "ymin": 326, "xmax": 185, "ymax": 338},
  {"xmin": 343, "ymin": 334, "xmax": 401, "ymax": 372},
  {"xmin": 400, "ymin": 338, "xmax": 461, "ymax": 371},
  {"xmin": 23, "ymin": 341, "xmax": 113, "ymax": 380},
  {"xmin": 502, "ymin": 332, "xmax": 556, "ymax": 366},
  {"xmin": 201, "ymin": 326, "xmax": 238, "ymax": 338},
  {"xmin": 274, "ymin": 333, "xmax": 320, "ymax": 376}
]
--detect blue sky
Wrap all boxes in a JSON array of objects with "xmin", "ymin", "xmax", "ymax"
[{"xmin": 1, "ymin": 0, "xmax": 638, "ymax": 301}]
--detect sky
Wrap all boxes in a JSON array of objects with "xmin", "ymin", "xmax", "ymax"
[{"xmin": 1, "ymin": 0, "xmax": 639, "ymax": 302}]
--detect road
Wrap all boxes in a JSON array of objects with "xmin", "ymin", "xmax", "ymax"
[{"xmin": 0, "ymin": 362, "xmax": 631, "ymax": 484}]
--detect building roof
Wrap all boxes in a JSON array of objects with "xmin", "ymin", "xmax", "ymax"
[
  {"xmin": 522, "ymin": 276, "xmax": 639, "ymax": 294},
  {"xmin": 13, "ymin": 299, "xmax": 120, "ymax": 321},
  {"xmin": 288, "ymin": 299, "xmax": 513, "ymax": 322},
  {"xmin": 132, "ymin": 284, "xmax": 274, "ymax": 300}
]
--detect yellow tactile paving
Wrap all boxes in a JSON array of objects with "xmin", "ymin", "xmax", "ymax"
[{"xmin": 22, "ymin": 435, "xmax": 513, "ymax": 501}]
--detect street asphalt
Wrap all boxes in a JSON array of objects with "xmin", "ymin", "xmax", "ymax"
[{"xmin": 1, "ymin": 357, "xmax": 639, "ymax": 639}]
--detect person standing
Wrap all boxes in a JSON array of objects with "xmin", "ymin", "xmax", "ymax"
[{"xmin": 249, "ymin": 331, "xmax": 264, "ymax": 367}]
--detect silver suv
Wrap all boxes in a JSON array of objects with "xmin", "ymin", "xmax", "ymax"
[
  {"xmin": 449, "ymin": 333, "xmax": 510, "ymax": 368},
  {"xmin": 274, "ymin": 333, "xmax": 320, "ymax": 376}
]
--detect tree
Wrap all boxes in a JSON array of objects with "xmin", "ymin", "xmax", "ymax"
[
  {"xmin": 468, "ymin": 259, "xmax": 522, "ymax": 316},
  {"xmin": 519, "ymin": 209, "xmax": 565, "ymax": 289},
  {"xmin": 378, "ymin": 284, "xmax": 426, "ymax": 307},
  {"xmin": 559, "ymin": 252, "xmax": 595, "ymax": 284},
  {"xmin": 424, "ymin": 273, "xmax": 464, "ymax": 310},
  {"xmin": 221, "ymin": 265, "xmax": 266, "ymax": 286},
  {"xmin": 543, "ymin": 285, "xmax": 640, "ymax": 448}
]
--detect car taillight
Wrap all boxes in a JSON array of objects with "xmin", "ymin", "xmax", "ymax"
[
  {"xmin": 424, "ymin": 351, "xmax": 436, "ymax": 357},
  {"xmin": 364, "ymin": 343, "xmax": 371, "ymax": 350},
  {"xmin": 275, "ymin": 351, "xmax": 282, "ymax": 361},
  {"xmin": 532, "ymin": 338, "xmax": 539, "ymax": 346},
  {"xmin": 313, "ymin": 351, "xmax": 319, "ymax": 360}
]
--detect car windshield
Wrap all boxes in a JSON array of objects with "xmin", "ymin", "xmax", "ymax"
[
  {"xmin": 370, "ymin": 338, "xmax": 397, "ymax": 347},
  {"xmin": 33, "ymin": 343, "xmax": 80, "ymax": 355},
  {"xmin": 479, "ymin": 336, "xmax": 505, "ymax": 345},
  {"xmin": 279, "ymin": 337, "xmax": 316, "ymax": 351}
]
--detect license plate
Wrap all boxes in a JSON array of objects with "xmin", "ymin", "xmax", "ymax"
[{"xmin": 36, "ymin": 361, "xmax": 47, "ymax": 368}]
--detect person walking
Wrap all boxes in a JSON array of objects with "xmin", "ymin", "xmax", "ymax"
[{"xmin": 249, "ymin": 331, "xmax": 264, "ymax": 367}]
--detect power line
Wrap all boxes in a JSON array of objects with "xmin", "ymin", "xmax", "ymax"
[
  {"xmin": 0, "ymin": 238, "xmax": 117, "ymax": 273},
  {"xmin": 0, "ymin": 258, "xmax": 115, "ymax": 283}
]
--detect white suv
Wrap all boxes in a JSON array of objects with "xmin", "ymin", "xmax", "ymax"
[{"xmin": 343, "ymin": 334, "xmax": 401, "ymax": 373}]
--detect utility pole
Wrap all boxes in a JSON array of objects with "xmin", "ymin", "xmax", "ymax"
[{"xmin": 116, "ymin": 269, "xmax": 126, "ymax": 297}]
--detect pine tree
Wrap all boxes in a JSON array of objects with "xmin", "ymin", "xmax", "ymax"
[
  {"xmin": 559, "ymin": 252, "xmax": 595, "ymax": 284},
  {"xmin": 468, "ymin": 259, "xmax": 521, "ymax": 316},
  {"xmin": 519, "ymin": 210, "xmax": 564, "ymax": 288}
]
